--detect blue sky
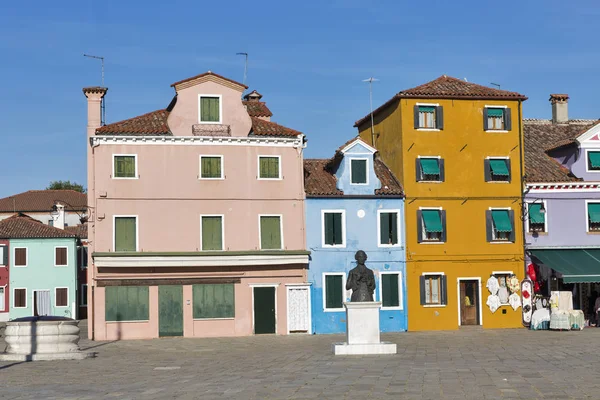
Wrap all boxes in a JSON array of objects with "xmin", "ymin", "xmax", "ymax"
[{"xmin": 0, "ymin": 0, "xmax": 598, "ymax": 198}]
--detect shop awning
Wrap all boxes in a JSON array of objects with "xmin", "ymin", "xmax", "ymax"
[{"xmin": 530, "ymin": 248, "xmax": 600, "ymax": 283}]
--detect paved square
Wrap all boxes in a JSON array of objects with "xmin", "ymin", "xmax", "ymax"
[{"xmin": 2, "ymin": 326, "xmax": 600, "ymax": 399}]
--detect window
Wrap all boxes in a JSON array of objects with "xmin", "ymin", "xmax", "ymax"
[
  {"xmin": 55, "ymin": 247, "xmax": 68, "ymax": 266},
  {"xmin": 200, "ymin": 156, "xmax": 223, "ymax": 179},
  {"xmin": 48, "ymin": 219, "xmax": 54, "ymax": 227},
  {"xmin": 193, "ymin": 284, "xmax": 235, "ymax": 319},
  {"xmin": 380, "ymin": 272, "xmax": 402, "ymax": 309},
  {"xmin": 258, "ymin": 156, "xmax": 281, "ymax": 179},
  {"xmin": 201, "ymin": 215, "xmax": 224, "ymax": 251},
  {"xmin": 420, "ymin": 274, "xmax": 447, "ymax": 306},
  {"xmin": 485, "ymin": 158, "xmax": 511, "ymax": 182},
  {"xmin": 322, "ymin": 211, "xmax": 345, "ymax": 247},
  {"xmin": 414, "ymin": 105, "xmax": 443, "ymax": 129},
  {"xmin": 378, "ymin": 211, "xmax": 399, "ymax": 246},
  {"xmin": 587, "ymin": 151, "xmax": 600, "ymax": 172},
  {"xmin": 114, "ymin": 216, "xmax": 137, "ymax": 252},
  {"xmin": 55, "ymin": 288, "xmax": 68, "ymax": 307},
  {"xmin": 418, "ymin": 209, "xmax": 446, "ymax": 243},
  {"xmin": 0, "ymin": 245, "xmax": 6, "ymax": 266},
  {"xmin": 587, "ymin": 203, "xmax": 600, "ymax": 232},
  {"xmin": 260, "ymin": 215, "xmax": 282, "ymax": 249},
  {"xmin": 416, "ymin": 157, "xmax": 444, "ymax": 182},
  {"xmin": 323, "ymin": 273, "xmax": 345, "ymax": 311},
  {"xmin": 199, "ymin": 95, "xmax": 221, "ymax": 123},
  {"xmin": 113, "ymin": 155, "xmax": 137, "ymax": 179},
  {"xmin": 350, "ymin": 159, "xmax": 368, "ymax": 184},
  {"xmin": 81, "ymin": 284, "xmax": 88, "ymax": 306},
  {"xmin": 105, "ymin": 286, "xmax": 149, "ymax": 321},
  {"xmin": 13, "ymin": 288, "xmax": 26, "ymax": 308},
  {"xmin": 492, "ymin": 272, "xmax": 514, "ymax": 305},
  {"xmin": 14, "ymin": 247, "xmax": 27, "ymax": 267},
  {"xmin": 484, "ymin": 107, "xmax": 512, "ymax": 131},
  {"xmin": 486, "ymin": 209, "xmax": 515, "ymax": 242},
  {"xmin": 527, "ymin": 202, "xmax": 546, "ymax": 233},
  {"xmin": 0, "ymin": 287, "xmax": 4, "ymax": 311},
  {"xmin": 78, "ymin": 247, "xmax": 88, "ymax": 269}
]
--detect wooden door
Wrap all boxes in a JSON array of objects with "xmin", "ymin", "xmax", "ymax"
[
  {"xmin": 254, "ymin": 287, "xmax": 276, "ymax": 334},
  {"xmin": 460, "ymin": 281, "xmax": 478, "ymax": 326},
  {"xmin": 159, "ymin": 285, "xmax": 183, "ymax": 337}
]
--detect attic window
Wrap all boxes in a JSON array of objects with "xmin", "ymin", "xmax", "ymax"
[
  {"xmin": 587, "ymin": 151, "xmax": 600, "ymax": 171},
  {"xmin": 199, "ymin": 95, "xmax": 221, "ymax": 124},
  {"xmin": 350, "ymin": 159, "xmax": 368, "ymax": 185}
]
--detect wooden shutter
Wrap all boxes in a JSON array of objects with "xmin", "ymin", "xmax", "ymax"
[
  {"xmin": 504, "ymin": 108, "xmax": 512, "ymax": 131},
  {"xmin": 14, "ymin": 289, "xmax": 26, "ymax": 307},
  {"xmin": 390, "ymin": 213, "xmax": 398, "ymax": 245},
  {"xmin": 193, "ymin": 284, "xmax": 235, "ymax": 319},
  {"xmin": 419, "ymin": 276, "xmax": 426, "ymax": 305},
  {"xmin": 15, "ymin": 248, "xmax": 26, "ymax": 266},
  {"xmin": 201, "ymin": 97, "xmax": 220, "ymax": 122},
  {"xmin": 436, "ymin": 106, "xmax": 444, "ymax": 129},
  {"xmin": 56, "ymin": 288, "xmax": 68, "ymax": 307},
  {"xmin": 415, "ymin": 158, "xmax": 422, "ymax": 182},
  {"xmin": 202, "ymin": 217, "xmax": 223, "ymax": 250},
  {"xmin": 441, "ymin": 210, "xmax": 447, "ymax": 243},
  {"xmin": 1, "ymin": 246, "xmax": 7, "ymax": 266},
  {"xmin": 260, "ymin": 157, "xmax": 279, "ymax": 179},
  {"xmin": 439, "ymin": 159, "xmax": 445, "ymax": 182},
  {"xmin": 260, "ymin": 216, "xmax": 281, "ymax": 249},
  {"xmin": 115, "ymin": 217, "xmax": 136, "ymax": 252},
  {"xmin": 380, "ymin": 212, "xmax": 390, "ymax": 245},
  {"xmin": 382, "ymin": 274, "xmax": 399, "ymax": 307},
  {"xmin": 440, "ymin": 275, "xmax": 448, "ymax": 305},
  {"xmin": 325, "ymin": 275, "xmax": 343, "ymax": 309},
  {"xmin": 484, "ymin": 159, "xmax": 491, "ymax": 182},
  {"xmin": 414, "ymin": 105, "xmax": 420, "ymax": 129},
  {"xmin": 351, "ymin": 160, "xmax": 367, "ymax": 184},
  {"xmin": 324, "ymin": 213, "xmax": 334, "ymax": 245},
  {"xmin": 486, "ymin": 210, "xmax": 493, "ymax": 242},
  {"xmin": 508, "ymin": 210, "xmax": 516, "ymax": 242},
  {"xmin": 506, "ymin": 159, "xmax": 512, "ymax": 182},
  {"xmin": 105, "ymin": 286, "xmax": 149, "ymax": 322},
  {"xmin": 56, "ymin": 247, "xmax": 67, "ymax": 266},
  {"xmin": 483, "ymin": 108, "xmax": 489, "ymax": 130},
  {"xmin": 417, "ymin": 210, "xmax": 423, "ymax": 243},
  {"xmin": 333, "ymin": 213, "xmax": 343, "ymax": 245}
]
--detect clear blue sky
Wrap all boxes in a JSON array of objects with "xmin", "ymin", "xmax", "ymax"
[{"xmin": 1, "ymin": 0, "xmax": 598, "ymax": 198}]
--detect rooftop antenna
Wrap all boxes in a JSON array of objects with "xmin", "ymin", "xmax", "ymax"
[
  {"xmin": 84, "ymin": 54, "xmax": 106, "ymax": 125},
  {"xmin": 362, "ymin": 77, "xmax": 379, "ymax": 146},
  {"xmin": 490, "ymin": 82, "xmax": 501, "ymax": 89},
  {"xmin": 236, "ymin": 52, "xmax": 248, "ymax": 87}
]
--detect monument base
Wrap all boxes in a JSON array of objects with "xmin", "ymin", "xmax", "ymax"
[
  {"xmin": 332, "ymin": 342, "xmax": 397, "ymax": 355},
  {"xmin": 0, "ymin": 352, "xmax": 96, "ymax": 361}
]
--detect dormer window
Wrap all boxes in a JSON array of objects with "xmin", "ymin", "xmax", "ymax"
[
  {"xmin": 199, "ymin": 95, "xmax": 221, "ymax": 124},
  {"xmin": 350, "ymin": 158, "xmax": 368, "ymax": 185},
  {"xmin": 587, "ymin": 151, "xmax": 600, "ymax": 172}
]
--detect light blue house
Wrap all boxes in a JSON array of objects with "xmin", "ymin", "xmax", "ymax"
[
  {"xmin": 0, "ymin": 214, "xmax": 78, "ymax": 319},
  {"xmin": 304, "ymin": 137, "xmax": 407, "ymax": 334}
]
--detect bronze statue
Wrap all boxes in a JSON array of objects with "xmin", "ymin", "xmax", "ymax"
[{"xmin": 346, "ymin": 250, "xmax": 375, "ymax": 302}]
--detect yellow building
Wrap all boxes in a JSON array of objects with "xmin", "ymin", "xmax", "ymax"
[{"xmin": 355, "ymin": 75, "xmax": 528, "ymax": 330}]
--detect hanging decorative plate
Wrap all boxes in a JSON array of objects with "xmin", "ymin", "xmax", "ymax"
[
  {"xmin": 521, "ymin": 279, "xmax": 533, "ymax": 327},
  {"xmin": 508, "ymin": 275, "xmax": 520, "ymax": 294}
]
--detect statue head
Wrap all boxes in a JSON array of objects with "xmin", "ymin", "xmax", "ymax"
[{"xmin": 355, "ymin": 250, "xmax": 367, "ymax": 265}]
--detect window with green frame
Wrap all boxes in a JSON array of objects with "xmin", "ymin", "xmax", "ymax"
[
  {"xmin": 324, "ymin": 274, "xmax": 344, "ymax": 310},
  {"xmin": 588, "ymin": 203, "xmax": 600, "ymax": 231},
  {"xmin": 201, "ymin": 216, "xmax": 223, "ymax": 251},
  {"xmin": 114, "ymin": 155, "xmax": 136, "ymax": 178},
  {"xmin": 260, "ymin": 216, "xmax": 282, "ymax": 249},
  {"xmin": 381, "ymin": 273, "xmax": 400, "ymax": 308},
  {"xmin": 379, "ymin": 211, "xmax": 399, "ymax": 245},
  {"xmin": 350, "ymin": 159, "xmax": 367, "ymax": 184},
  {"xmin": 323, "ymin": 211, "xmax": 344, "ymax": 246},
  {"xmin": 115, "ymin": 217, "xmax": 137, "ymax": 252},
  {"xmin": 200, "ymin": 96, "xmax": 220, "ymax": 122},
  {"xmin": 192, "ymin": 284, "xmax": 235, "ymax": 319},
  {"xmin": 259, "ymin": 156, "xmax": 280, "ymax": 179},
  {"xmin": 105, "ymin": 286, "xmax": 149, "ymax": 321},
  {"xmin": 200, "ymin": 156, "xmax": 223, "ymax": 179},
  {"xmin": 588, "ymin": 152, "xmax": 600, "ymax": 171}
]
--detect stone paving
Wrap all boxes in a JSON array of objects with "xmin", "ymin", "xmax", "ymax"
[{"xmin": 2, "ymin": 325, "xmax": 600, "ymax": 399}]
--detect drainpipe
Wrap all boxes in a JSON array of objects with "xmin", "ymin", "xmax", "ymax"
[{"xmin": 517, "ymin": 100, "xmax": 527, "ymax": 278}]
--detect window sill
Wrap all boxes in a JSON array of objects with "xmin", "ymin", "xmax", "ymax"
[
  {"xmin": 14, "ymin": 265, "xmax": 27, "ymax": 268},
  {"xmin": 54, "ymin": 265, "xmax": 68, "ymax": 267},
  {"xmin": 489, "ymin": 241, "xmax": 515, "ymax": 244},
  {"xmin": 198, "ymin": 177, "xmax": 225, "ymax": 181},
  {"xmin": 485, "ymin": 130, "xmax": 509, "ymax": 133},
  {"xmin": 419, "ymin": 241, "xmax": 445, "ymax": 245},
  {"xmin": 323, "ymin": 244, "xmax": 346, "ymax": 249},
  {"xmin": 13, "ymin": 306, "xmax": 27, "ymax": 309},
  {"xmin": 112, "ymin": 177, "xmax": 139, "ymax": 180},
  {"xmin": 416, "ymin": 128, "xmax": 441, "ymax": 132},
  {"xmin": 423, "ymin": 304, "xmax": 446, "ymax": 308},
  {"xmin": 587, "ymin": 231, "xmax": 600, "ymax": 235},
  {"xmin": 381, "ymin": 307, "xmax": 404, "ymax": 311},
  {"xmin": 417, "ymin": 180, "xmax": 443, "ymax": 183},
  {"xmin": 197, "ymin": 121, "xmax": 223, "ymax": 125},
  {"xmin": 528, "ymin": 231, "xmax": 548, "ymax": 235},
  {"xmin": 106, "ymin": 320, "xmax": 149, "ymax": 323},
  {"xmin": 350, "ymin": 183, "xmax": 369, "ymax": 186},
  {"xmin": 486, "ymin": 181, "xmax": 511, "ymax": 184},
  {"xmin": 55, "ymin": 305, "xmax": 69, "ymax": 308},
  {"xmin": 193, "ymin": 317, "xmax": 235, "ymax": 321},
  {"xmin": 323, "ymin": 308, "xmax": 345, "ymax": 313},
  {"xmin": 377, "ymin": 244, "xmax": 402, "ymax": 248},
  {"xmin": 257, "ymin": 178, "xmax": 283, "ymax": 181}
]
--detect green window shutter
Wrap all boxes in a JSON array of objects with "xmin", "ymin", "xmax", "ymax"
[
  {"xmin": 201, "ymin": 97, "xmax": 220, "ymax": 122},
  {"xmin": 105, "ymin": 286, "xmax": 149, "ymax": 321},
  {"xmin": 202, "ymin": 216, "xmax": 223, "ymax": 250},
  {"xmin": 491, "ymin": 210, "xmax": 513, "ymax": 232},
  {"xmin": 380, "ymin": 212, "xmax": 390, "ymax": 245},
  {"xmin": 324, "ymin": 212, "xmax": 343, "ymax": 245},
  {"xmin": 504, "ymin": 108, "xmax": 512, "ymax": 130},
  {"xmin": 115, "ymin": 217, "xmax": 136, "ymax": 252},
  {"xmin": 589, "ymin": 152, "xmax": 600, "ymax": 169},
  {"xmin": 382, "ymin": 274, "xmax": 399, "ymax": 307},
  {"xmin": 351, "ymin": 159, "xmax": 367, "ymax": 184},
  {"xmin": 325, "ymin": 275, "xmax": 343, "ymax": 309},
  {"xmin": 435, "ymin": 106, "xmax": 444, "ymax": 129},
  {"xmin": 528, "ymin": 204, "xmax": 545, "ymax": 224},
  {"xmin": 201, "ymin": 157, "xmax": 222, "ymax": 178},
  {"xmin": 489, "ymin": 159, "xmax": 510, "ymax": 176},
  {"xmin": 260, "ymin": 216, "xmax": 281, "ymax": 249},
  {"xmin": 260, "ymin": 157, "xmax": 279, "ymax": 179},
  {"xmin": 419, "ymin": 276, "xmax": 426, "ymax": 305},
  {"xmin": 588, "ymin": 203, "xmax": 600, "ymax": 223},
  {"xmin": 324, "ymin": 213, "xmax": 334, "ymax": 245},
  {"xmin": 193, "ymin": 284, "xmax": 235, "ymax": 319},
  {"xmin": 422, "ymin": 210, "xmax": 443, "ymax": 233},
  {"xmin": 420, "ymin": 158, "xmax": 440, "ymax": 175},
  {"xmin": 487, "ymin": 108, "xmax": 504, "ymax": 117},
  {"xmin": 333, "ymin": 213, "xmax": 342, "ymax": 245},
  {"xmin": 114, "ymin": 156, "xmax": 136, "ymax": 178}
]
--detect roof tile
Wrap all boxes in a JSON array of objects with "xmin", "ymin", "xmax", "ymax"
[
  {"xmin": 0, "ymin": 190, "xmax": 87, "ymax": 213},
  {"xmin": 65, "ymin": 223, "xmax": 88, "ymax": 239},
  {"xmin": 250, "ymin": 117, "xmax": 301, "ymax": 137},
  {"xmin": 243, "ymin": 101, "xmax": 273, "ymax": 117},
  {"xmin": 0, "ymin": 214, "xmax": 77, "ymax": 239},
  {"xmin": 96, "ymin": 109, "xmax": 172, "ymax": 136}
]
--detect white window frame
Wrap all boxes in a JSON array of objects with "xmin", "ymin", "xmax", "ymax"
[
  {"xmin": 0, "ymin": 285, "xmax": 5, "ymax": 311},
  {"xmin": 81, "ymin": 284, "xmax": 88, "ymax": 307},
  {"xmin": 484, "ymin": 105, "xmax": 508, "ymax": 133},
  {"xmin": 322, "ymin": 272, "xmax": 347, "ymax": 312},
  {"xmin": 585, "ymin": 149, "xmax": 600, "ymax": 173},
  {"xmin": 419, "ymin": 207, "xmax": 445, "ymax": 244},
  {"xmin": 200, "ymin": 214, "xmax": 225, "ymax": 251},
  {"xmin": 421, "ymin": 272, "xmax": 445, "ymax": 307},
  {"xmin": 525, "ymin": 200, "xmax": 548, "ymax": 234},
  {"xmin": 198, "ymin": 94, "xmax": 223, "ymax": 124},
  {"xmin": 585, "ymin": 200, "xmax": 600, "ymax": 233},
  {"xmin": 13, "ymin": 247, "xmax": 28, "ymax": 267},
  {"xmin": 54, "ymin": 246, "xmax": 69, "ymax": 267},
  {"xmin": 113, "ymin": 215, "xmax": 139, "ymax": 252},
  {"xmin": 377, "ymin": 209, "xmax": 401, "ymax": 247},
  {"xmin": 0, "ymin": 245, "xmax": 6, "ymax": 267},
  {"xmin": 489, "ymin": 207, "xmax": 513, "ymax": 243},
  {"xmin": 258, "ymin": 214, "xmax": 284, "ymax": 250},
  {"xmin": 379, "ymin": 271, "xmax": 403, "ymax": 310},
  {"xmin": 349, "ymin": 157, "xmax": 369, "ymax": 185},
  {"xmin": 417, "ymin": 155, "xmax": 442, "ymax": 182},
  {"xmin": 112, "ymin": 154, "xmax": 138, "ymax": 180},
  {"xmin": 13, "ymin": 287, "xmax": 27, "ymax": 309},
  {"xmin": 257, "ymin": 155, "xmax": 282, "ymax": 180},
  {"xmin": 55, "ymin": 287, "xmax": 69, "ymax": 308},
  {"xmin": 199, "ymin": 155, "xmax": 224, "ymax": 180},
  {"xmin": 416, "ymin": 102, "xmax": 441, "ymax": 131},
  {"xmin": 486, "ymin": 156, "xmax": 510, "ymax": 183},
  {"xmin": 321, "ymin": 209, "xmax": 346, "ymax": 248}
]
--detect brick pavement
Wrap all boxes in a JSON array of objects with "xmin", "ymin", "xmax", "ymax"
[{"xmin": 1, "ymin": 324, "xmax": 600, "ymax": 399}]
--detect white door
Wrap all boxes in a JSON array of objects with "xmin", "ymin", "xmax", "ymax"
[{"xmin": 287, "ymin": 287, "xmax": 310, "ymax": 333}]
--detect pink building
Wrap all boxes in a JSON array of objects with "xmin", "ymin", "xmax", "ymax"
[{"xmin": 84, "ymin": 72, "xmax": 310, "ymax": 340}]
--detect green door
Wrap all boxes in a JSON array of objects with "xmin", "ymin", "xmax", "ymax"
[
  {"xmin": 253, "ymin": 287, "xmax": 276, "ymax": 334},
  {"xmin": 159, "ymin": 285, "xmax": 183, "ymax": 337}
]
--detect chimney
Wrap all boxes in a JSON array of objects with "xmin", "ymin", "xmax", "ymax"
[
  {"xmin": 83, "ymin": 87, "xmax": 108, "ymax": 136},
  {"xmin": 52, "ymin": 203, "xmax": 65, "ymax": 230},
  {"xmin": 550, "ymin": 94, "xmax": 569, "ymax": 124},
  {"xmin": 243, "ymin": 90, "xmax": 262, "ymax": 102}
]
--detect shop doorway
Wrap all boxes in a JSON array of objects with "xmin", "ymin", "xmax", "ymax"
[
  {"xmin": 158, "ymin": 285, "xmax": 183, "ymax": 337},
  {"xmin": 458, "ymin": 279, "xmax": 481, "ymax": 326},
  {"xmin": 253, "ymin": 286, "xmax": 276, "ymax": 334}
]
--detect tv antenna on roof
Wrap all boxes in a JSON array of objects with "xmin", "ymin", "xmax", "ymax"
[
  {"xmin": 236, "ymin": 52, "xmax": 248, "ymax": 87},
  {"xmin": 362, "ymin": 77, "xmax": 379, "ymax": 146},
  {"xmin": 84, "ymin": 53, "xmax": 106, "ymax": 125},
  {"xmin": 490, "ymin": 82, "xmax": 501, "ymax": 89}
]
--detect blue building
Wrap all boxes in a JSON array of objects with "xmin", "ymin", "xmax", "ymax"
[{"xmin": 304, "ymin": 137, "xmax": 407, "ymax": 334}]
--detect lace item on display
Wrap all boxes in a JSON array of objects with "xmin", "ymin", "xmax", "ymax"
[
  {"xmin": 486, "ymin": 276, "xmax": 499, "ymax": 295},
  {"xmin": 486, "ymin": 294, "xmax": 501, "ymax": 313},
  {"xmin": 509, "ymin": 293, "xmax": 522, "ymax": 311}
]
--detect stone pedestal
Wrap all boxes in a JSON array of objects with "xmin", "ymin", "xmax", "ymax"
[{"xmin": 332, "ymin": 302, "xmax": 397, "ymax": 355}]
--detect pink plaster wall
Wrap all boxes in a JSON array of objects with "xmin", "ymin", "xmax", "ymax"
[{"xmin": 0, "ymin": 239, "xmax": 8, "ymax": 318}]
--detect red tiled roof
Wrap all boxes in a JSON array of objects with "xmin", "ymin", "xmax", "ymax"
[
  {"xmin": 96, "ymin": 109, "xmax": 172, "ymax": 136},
  {"xmin": 524, "ymin": 119, "xmax": 599, "ymax": 183},
  {"xmin": 250, "ymin": 117, "xmax": 301, "ymax": 137},
  {"xmin": 0, "ymin": 214, "xmax": 77, "ymax": 239},
  {"xmin": 65, "ymin": 223, "xmax": 88, "ymax": 239},
  {"xmin": 0, "ymin": 190, "xmax": 87, "ymax": 213},
  {"xmin": 243, "ymin": 101, "xmax": 273, "ymax": 117},
  {"xmin": 170, "ymin": 71, "xmax": 248, "ymax": 89},
  {"xmin": 355, "ymin": 75, "xmax": 527, "ymax": 127}
]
